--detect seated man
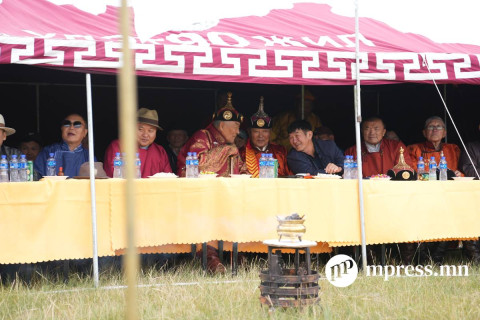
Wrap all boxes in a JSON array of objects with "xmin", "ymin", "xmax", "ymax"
[
  {"xmin": 19, "ymin": 133, "xmax": 43, "ymax": 161},
  {"xmin": 239, "ymin": 97, "xmax": 292, "ymax": 177},
  {"xmin": 104, "ymin": 108, "xmax": 172, "ymax": 178},
  {"xmin": 0, "ymin": 114, "xmax": 21, "ymax": 158},
  {"xmin": 407, "ymin": 116, "xmax": 462, "ymax": 177},
  {"xmin": 344, "ymin": 116, "xmax": 413, "ymax": 178},
  {"xmin": 35, "ymin": 113, "xmax": 94, "ymax": 177},
  {"xmin": 459, "ymin": 121, "xmax": 480, "ymax": 178},
  {"xmin": 163, "ymin": 124, "xmax": 189, "ymax": 174},
  {"xmin": 271, "ymin": 90, "xmax": 322, "ymax": 151},
  {"xmin": 287, "ymin": 120, "xmax": 343, "ymax": 175},
  {"xmin": 177, "ymin": 92, "xmax": 246, "ymax": 177},
  {"xmin": 177, "ymin": 93, "xmax": 246, "ymax": 273}
]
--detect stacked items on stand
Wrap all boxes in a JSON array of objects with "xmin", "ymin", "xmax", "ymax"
[{"xmin": 259, "ymin": 213, "xmax": 320, "ymax": 309}]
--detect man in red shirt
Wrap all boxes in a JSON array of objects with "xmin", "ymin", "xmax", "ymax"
[{"xmin": 103, "ymin": 108, "xmax": 172, "ymax": 178}]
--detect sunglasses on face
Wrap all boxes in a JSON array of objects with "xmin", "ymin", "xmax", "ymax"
[
  {"xmin": 62, "ymin": 120, "xmax": 84, "ymax": 128},
  {"xmin": 425, "ymin": 125, "xmax": 444, "ymax": 131}
]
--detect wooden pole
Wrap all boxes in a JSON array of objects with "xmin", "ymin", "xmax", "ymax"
[{"xmin": 118, "ymin": 1, "xmax": 139, "ymax": 319}]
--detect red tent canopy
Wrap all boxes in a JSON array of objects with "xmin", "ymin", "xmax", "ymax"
[{"xmin": 1, "ymin": 0, "xmax": 480, "ymax": 85}]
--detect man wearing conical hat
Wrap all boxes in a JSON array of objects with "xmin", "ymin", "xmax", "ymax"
[
  {"xmin": 239, "ymin": 97, "xmax": 292, "ymax": 177},
  {"xmin": 0, "ymin": 114, "xmax": 21, "ymax": 159},
  {"xmin": 103, "ymin": 108, "xmax": 172, "ymax": 178},
  {"xmin": 177, "ymin": 92, "xmax": 247, "ymax": 178}
]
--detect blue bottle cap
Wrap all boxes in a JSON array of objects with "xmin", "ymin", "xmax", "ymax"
[
  {"xmin": 49, "ymin": 153, "xmax": 54, "ymax": 157},
  {"xmin": 20, "ymin": 154, "xmax": 26, "ymax": 158},
  {"xmin": 115, "ymin": 152, "xmax": 120, "ymax": 156},
  {"xmin": 1, "ymin": 155, "xmax": 6, "ymax": 159},
  {"xmin": 187, "ymin": 152, "xmax": 192, "ymax": 156},
  {"xmin": 11, "ymin": 155, "xmax": 17, "ymax": 158},
  {"xmin": 419, "ymin": 156, "xmax": 423, "ymax": 160}
]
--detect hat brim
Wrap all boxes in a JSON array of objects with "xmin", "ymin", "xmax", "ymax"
[
  {"xmin": 138, "ymin": 120, "xmax": 163, "ymax": 131},
  {"xmin": 0, "ymin": 127, "xmax": 15, "ymax": 136}
]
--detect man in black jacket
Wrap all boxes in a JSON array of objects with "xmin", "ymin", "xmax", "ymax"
[{"xmin": 287, "ymin": 120, "xmax": 343, "ymax": 175}]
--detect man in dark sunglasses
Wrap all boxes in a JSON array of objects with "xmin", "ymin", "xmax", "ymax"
[{"xmin": 34, "ymin": 113, "xmax": 94, "ymax": 178}]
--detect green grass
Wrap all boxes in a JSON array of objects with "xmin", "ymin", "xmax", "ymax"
[{"xmin": 1, "ymin": 258, "xmax": 479, "ymax": 320}]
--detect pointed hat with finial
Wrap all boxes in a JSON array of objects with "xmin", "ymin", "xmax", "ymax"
[
  {"xmin": 212, "ymin": 92, "xmax": 243, "ymax": 123},
  {"xmin": 249, "ymin": 96, "xmax": 272, "ymax": 129}
]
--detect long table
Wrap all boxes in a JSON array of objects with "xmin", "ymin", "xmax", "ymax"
[{"xmin": 1, "ymin": 178, "xmax": 479, "ymax": 264}]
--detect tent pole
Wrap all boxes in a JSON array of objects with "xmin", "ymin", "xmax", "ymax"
[
  {"xmin": 86, "ymin": 73, "xmax": 99, "ymax": 288},
  {"xmin": 119, "ymin": 0, "xmax": 139, "ymax": 319},
  {"xmin": 354, "ymin": 0, "xmax": 367, "ymax": 271}
]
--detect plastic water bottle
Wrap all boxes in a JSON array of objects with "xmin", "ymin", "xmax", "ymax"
[
  {"xmin": 9, "ymin": 155, "xmax": 19, "ymax": 182},
  {"xmin": 0, "ymin": 155, "xmax": 9, "ymax": 182},
  {"xmin": 343, "ymin": 155, "xmax": 351, "ymax": 179},
  {"xmin": 417, "ymin": 156, "xmax": 425, "ymax": 181},
  {"xmin": 185, "ymin": 152, "xmax": 193, "ymax": 178},
  {"xmin": 266, "ymin": 153, "xmax": 275, "ymax": 178},
  {"xmin": 429, "ymin": 156, "xmax": 437, "ymax": 181},
  {"xmin": 19, "ymin": 154, "xmax": 28, "ymax": 182},
  {"xmin": 259, "ymin": 153, "xmax": 268, "ymax": 178},
  {"xmin": 135, "ymin": 153, "xmax": 141, "ymax": 179},
  {"xmin": 439, "ymin": 156, "xmax": 448, "ymax": 181},
  {"xmin": 47, "ymin": 153, "xmax": 56, "ymax": 176},
  {"xmin": 351, "ymin": 159, "xmax": 358, "ymax": 179},
  {"xmin": 191, "ymin": 152, "xmax": 199, "ymax": 178},
  {"xmin": 113, "ymin": 152, "xmax": 123, "ymax": 178}
]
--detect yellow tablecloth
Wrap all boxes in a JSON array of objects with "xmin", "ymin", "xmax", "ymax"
[{"xmin": 1, "ymin": 178, "xmax": 479, "ymax": 264}]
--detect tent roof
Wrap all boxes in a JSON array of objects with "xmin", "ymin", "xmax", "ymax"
[{"xmin": 1, "ymin": 0, "xmax": 480, "ymax": 85}]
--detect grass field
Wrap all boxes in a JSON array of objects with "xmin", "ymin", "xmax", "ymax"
[{"xmin": 1, "ymin": 257, "xmax": 479, "ymax": 320}]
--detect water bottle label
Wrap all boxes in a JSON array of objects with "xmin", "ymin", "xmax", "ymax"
[
  {"xmin": 186, "ymin": 159, "xmax": 191, "ymax": 165},
  {"xmin": 259, "ymin": 160, "xmax": 266, "ymax": 166},
  {"xmin": 429, "ymin": 164, "xmax": 436, "ymax": 169},
  {"xmin": 192, "ymin": 160, "xmax": 199, "ymax": 166},
  {"xmin": 114, "ymin": 160, "xmax": 122, "ymax": 166},
  {"xmin": 0, "ymin": 163, "xmax": 7, "ymax": 169},
  {"xmin": 136, "ymin": 160, "xmax": 141, "ymax": 166},
  {"xmin": 439, "ymin": 163, "xmax": 447, "ymax": 169},
  {"xmin": 19, "ymin": 163, "xmax": 26, "ymax": 169},
  {"xmin": 47, "ymin": 160, "xmax": 56, "ymax": 166},
  {"xmin": 417, "ymin": 164, "xmax": 424, "ymax": 170},
  {"xmin": 9, "ymin": 163, "xmax": 18, "ymax": 169}
]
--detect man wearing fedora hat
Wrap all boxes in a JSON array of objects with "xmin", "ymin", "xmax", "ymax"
[
  {"xmin": 103, "ymin": 108, "xmax": 172, "ymax": 178},
  {"xmin": 0, "ymin": 114, "xmax": 22, "ymax": 159},
  {"xmin": 177, "ymin": 92, "xmax": 247, "ymax": 178},
  {"xmin": 239, "ymin": 97, "xmax": 292, "ymax": 177}
]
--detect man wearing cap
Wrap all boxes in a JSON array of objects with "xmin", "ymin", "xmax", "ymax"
[
  {"xmin": 177, "ymin": 92, "xmax": 246, "ymax": 177},
  {"xmin": 103, "ymin": 108, "xmax": 172, "ymax": 178},
  {"xmin": 0, "ymin": 114, "xmax": 21, "ymax": 158},
  {"xmin": 271, "ymin": 89, "xmax": 322, "ymax": 151},
  {"xmin": 287, "ymin": 120, "xmax": 343, "ymax": 175},
  {"xmin": 239, "ymin": 97, "xmax": 292, "ymax": 177}
]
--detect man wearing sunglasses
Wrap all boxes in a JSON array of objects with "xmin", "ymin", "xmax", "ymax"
[
  {"xmin": 407, "ymin": 116, "xmax": 463, "ymax": 178},
  {"xmin": 34, "ymin": 113, "xmax": 93, "ymax": 178}
]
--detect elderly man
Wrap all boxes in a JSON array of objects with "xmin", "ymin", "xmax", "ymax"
[
  {"xmin": 177, "ymin": 92, "xmax": 246, "ymax": 177},
  {"xmin": 408, "ymin": 116, "xmax": 463, "ymax": 177},
  {"xmin": 287, "ymin": 120, "xmax": 343, "ymax": 175},
  {"xmin": 459, "ymin": 122, "xmax": 480, "ymax": 178},
  {"xmin": 271, "ymin": 90, "xmax": 322, "ymax": 150},
  {"xmin": 0, "ymin": 114, "xmax": 21, "ymax": 158},
  {"xmin": 104, "ymin": 108, "xmax": 172, "ymax": 178},
  {"xmin": 344, "ymin": 116, "xmax": 413, "ymax": 178},
  {"xmin": 35, "ymin": 113, "xmax": 94, "ymax": 177},
  {"xmin": 239, "ymin": 97, "xmax": 292, "ymax": 177}
]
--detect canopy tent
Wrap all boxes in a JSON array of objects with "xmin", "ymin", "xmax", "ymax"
[
  {"xmin": 1, "ymin": 0, "xmax": 480, "ymax": 85},
  {"xmin": 1, "ymin": 0, "xmax": 479, "ymax": 277}
]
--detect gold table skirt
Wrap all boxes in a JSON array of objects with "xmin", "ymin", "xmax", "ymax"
[{"xmin": 1, "ymin": 178, "xmax": 479, "ymax": 264}]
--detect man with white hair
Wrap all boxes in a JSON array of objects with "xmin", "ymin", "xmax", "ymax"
[
  {"xmin": 407, "ymin": 116, "xmax": 463, "ymax": 177},
  {"xmin": 0, "ymin": 114, "xmax": 21, "ymax": 158}
]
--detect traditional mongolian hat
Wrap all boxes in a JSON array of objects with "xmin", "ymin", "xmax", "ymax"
[
  {"xmin": 137, "ymin": 108, "xmax": 163, "ymax": 130},
  {"xmin": 249, "ymin": 96, "xmax": 272, "ymax": 129},
  {"xmin": 212, "ymin": 92, "xmax": 243, "ymax": 123}
]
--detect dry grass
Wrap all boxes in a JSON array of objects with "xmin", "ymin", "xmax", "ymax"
[{"xmin": 1, "ymin": 258, "xmax": 479, "ymax": 320}]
